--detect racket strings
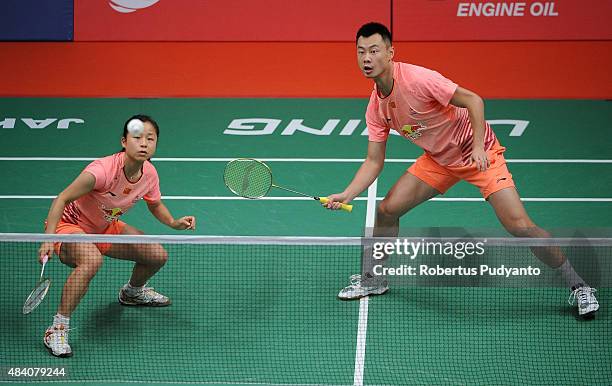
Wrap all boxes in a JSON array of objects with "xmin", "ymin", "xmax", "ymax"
[
  {"xmin": 23, "ymin": 279, "xmax": 51, "ymax": 314},
  {"xmin": 225, "ymin": 159, "xmax": 272, "ymax": 198},
  {"xmin": 240, "ymin": 162, "xmax": 257, "ymax": 194}
]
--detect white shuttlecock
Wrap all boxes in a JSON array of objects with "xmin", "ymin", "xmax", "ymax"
[{"xmin": 127, "ymin": 119, "xmax": 144, "ymax": 136}]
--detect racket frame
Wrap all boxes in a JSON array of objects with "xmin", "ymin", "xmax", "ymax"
[
  {"xmin": 23, "ymin": 254, "xmax": 51, "ymax": 315},
  {"xmin": 224, "ymin": 158, "xmax": 352, "ymax": 212}
]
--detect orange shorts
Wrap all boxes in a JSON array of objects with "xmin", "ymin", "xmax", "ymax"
[
  {"xmin": 408, "ymin": 141, "xmax": 515, "ymax": 199},
  {"xmin": 46, "ymin": 220, "xmax": 126, "ymax": 257}
]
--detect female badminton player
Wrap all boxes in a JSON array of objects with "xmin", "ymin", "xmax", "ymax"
[{"xmin": 37, "ymin": 114, "xmax": 196, "ymax": 357}]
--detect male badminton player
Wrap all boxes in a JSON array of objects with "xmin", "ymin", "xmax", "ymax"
[
  {"xmin": 325, "ymin": 23, "xmax": 599, "ymax": 318},
  {"xmin": 37, "ymin": 115, "xmax": 196, "ymax": 357}
]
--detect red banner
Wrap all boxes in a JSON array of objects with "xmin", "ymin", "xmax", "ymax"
[
  {"xmin": 75, "ymin": 0, "xmax": 390, "ymax": 41},
  {"xmin": 393, "ymin": 0, "xmax": 612, "ymax": 41},
  {"xmin": 2, "ymin": 41, "xmax": 610, "ymax": 98}
]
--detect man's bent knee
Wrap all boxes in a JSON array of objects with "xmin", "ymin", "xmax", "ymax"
[
  {"xmin": 506, "ymin": 221, "xmax": 550, "ymax": 238},
  {"xmin": 377, "ymin": 200, "xmax": 405, "ymax": 219}
]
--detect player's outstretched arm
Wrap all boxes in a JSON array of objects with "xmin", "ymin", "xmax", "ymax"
[
  {"xmin": 38, "ymin": 172, "xmax": 96, "ymax": 262},
  {"xmin": 325, "ymin": 141, "xmax": 387, "ymax": 210},
  {"xmin": 147, "ymin": 200, "xmax": 196, "ymax": 230}
]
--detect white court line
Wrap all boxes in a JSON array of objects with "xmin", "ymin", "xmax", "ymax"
[
  {"xmin": 0, "ymin": 157, "xmax": 611, "ymax": 163},
  {"xmin": 353, "ymin": 295, "xmax": 369, "ymax": 386},
  {"xmin": 0, "ymin": 381, "xmax": 351, "ymax": 385},
  {"xmin": 364, "ymin": 181, "xmax": 378, "ymax": 234},
  {"xmin": 353, "ymin": 179, "xmax": 378, "ymax": 386},
  {"xmin": 0, "ymin": 195, "xmax": 610, "ymax": 202}
]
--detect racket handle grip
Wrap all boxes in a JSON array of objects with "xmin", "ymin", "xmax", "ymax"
[{"xmin": 319, "ymin": 197, "xmax": 353, "ymax": 212}]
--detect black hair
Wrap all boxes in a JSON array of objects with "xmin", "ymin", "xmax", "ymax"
[
  {"xmin": 122, "ymin": 114, "xmax": 159, "ymax": 140},
  {"xmin": 356, "ymin": 22, "xmax": 392, "ymax": 46},
  {"xmin": 120, "ymin": 114, "xmax": 159, "ymax": 155}
]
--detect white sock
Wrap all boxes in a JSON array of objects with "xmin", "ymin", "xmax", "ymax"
[
  {"xmin": 556, "ymin": 260, "xmax": 585, "ymax": 290},
  {"xmin": 53, "ymin": 313, "xmax": 70, "ymax": 329}
]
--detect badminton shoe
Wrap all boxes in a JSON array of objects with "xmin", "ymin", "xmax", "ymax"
[
  {"xmin": 568, "ymin": 285, "xmax": 599, "ymax": 317},
  {"xmin": 43, "ymin": 324, "xmax": 72, "ymax": 358},
  {"xmin": 338, "ymin": 274, "xmax": 389, "ymax": 300},
  {"xmin": 118, "ymin": 284, "xmax": 171, "ymax": 306}
]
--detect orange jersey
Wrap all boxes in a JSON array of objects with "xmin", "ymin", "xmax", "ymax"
[
  {"xmin": 366, "ymin": 62, "xmax": 496, "ymax": 166},
  {"xmin": 61, "ymin": 152, "xmax": 161, "ymax": 233}
]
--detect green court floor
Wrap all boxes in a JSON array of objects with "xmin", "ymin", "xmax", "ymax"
[{"xmin": 0, "ymin": 98, "xmax": 610, "ymax": 385}]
